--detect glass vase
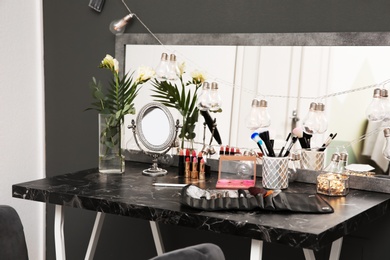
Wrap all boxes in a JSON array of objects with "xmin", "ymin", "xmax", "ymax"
[{"xmin": 98, "ymin": 113, "xmax": 125, "ymax": 174}]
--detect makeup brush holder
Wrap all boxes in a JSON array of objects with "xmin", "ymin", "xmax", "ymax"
[
  {"xmin": 301, "ymin": 150, "xmax": 325, "ymax": 171},
  {"xmin": 262, "ymin": 157, "xmax": 290, "ymax": 190}
]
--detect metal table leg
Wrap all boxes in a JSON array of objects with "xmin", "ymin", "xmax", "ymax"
[
  {"xmin": 54, "ymin": 205, "xmax": 66, "ymax": 260},
  {"xmin": 150, "ymin": 221, "xmax": 165, "ymax": 256},
  {"xmin": 303, "ymin": 236, "xmax": 343, "ymax": 260},
  {"xmin": 329, "ymin": 237, "xmax": 343, "ymax": 260},
  {"xmin": 250, "ymin": 239, "xmax": 263, "ymax": 260},
  {"xmin": 85, "ymin": 212, "xmax": 106, "ymax": 260}
]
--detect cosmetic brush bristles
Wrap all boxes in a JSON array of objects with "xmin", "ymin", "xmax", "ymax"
[
  {"xmin": 258, "ymin": 129, "xmax": 276, "ymax": 157},
  {"xmin": 292, "ymin": 127, "xmax": 310, "ymax": 149},
  {"xmin": 251, "ymin": 132, "xmax": 268, "ymax": 156}
]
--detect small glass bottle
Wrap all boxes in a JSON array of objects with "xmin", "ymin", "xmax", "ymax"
[
  {"xmin": 382, "ymin": 128, "xmax": 390, "ymax": 160},
  {"xmin": 288, "ymin": 153, "xmax": 300, "ymax": 182},
  {"xmin": 323, "ymin": 153, "xmax": 340, "ymax": 173},
  {"xmin": 338, "ymin": 152, "xmax": 348, "ymax": 174}
]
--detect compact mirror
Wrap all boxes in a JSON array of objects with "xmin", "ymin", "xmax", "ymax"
[{"xmin": 129, "ymin": 102, "xmax": 179, "ymax": 176}]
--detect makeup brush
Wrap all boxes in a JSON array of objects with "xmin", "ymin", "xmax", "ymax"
[
  {"xmin": 319, "ymin": 133, "xmax": 337, "ymax": 151},
  {"xmin": 292, "ymin": 127, "xmax": 310, "ymax": 149},
  {"xmin": 200, "ymin": 110, "xmax": 222, "ymax": 145},
  {"xmin": 278, "ymin": 132, "xmax": 291, "ymax": 157},
  {"xmin": 248, "ymin": 187, "xmax": 273, "ymax": 198},
  {"xmin": 251, "ymin": 132, "xmax": 267, "ymax": 156},
  {"xmin": 258, "ymin": 129, "xmax": 276, "ymax": 157},
  {"xmin": 283, "ymin": 136, "xmax": 298, "ymax": 157}
]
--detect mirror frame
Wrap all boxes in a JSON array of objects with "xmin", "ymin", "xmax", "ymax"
[
  {"xmin": 118, "ymin": 32, "xmax": 390, "ymax": 193},
  {"xmin": 135, "ymin": 102, "xmax": 176, "ymax": 152},
  {"xmin": 116, "ymin": 32, "xmax": 390, "ymax": 76}
]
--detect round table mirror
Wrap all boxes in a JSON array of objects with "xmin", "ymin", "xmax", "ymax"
[{"xmin": 131, "ymin": 102, "xmax": 178, "ymax": 176}]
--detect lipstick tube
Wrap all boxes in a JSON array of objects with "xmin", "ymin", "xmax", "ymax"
[
  {"xmin": 191, "ymin": 157, "xmax": 198, "ymax": 179},
  {"xmin": 178, "ymin": 149, "xmax": 185, "ymax": 176},
  {"xmin": 199, "ymin": 158, "xmax": 205, "ymax": 180},
  {"xmin": 184, "ymin": 157, "xmax": 190, "ymax": 178}
]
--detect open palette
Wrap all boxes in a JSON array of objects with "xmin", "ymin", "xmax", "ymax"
[{"xmin": 216, "ymin": 155, "xmax": 257, "ymax": 189}]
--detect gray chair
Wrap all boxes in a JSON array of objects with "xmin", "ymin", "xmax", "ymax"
[
  {"xmin": 149, "ymin": 243, "xmax": 225, "ymax": 260},
  {"xmin": 0, "ymin": 205, "xmax": 28, "ymax": 260}
]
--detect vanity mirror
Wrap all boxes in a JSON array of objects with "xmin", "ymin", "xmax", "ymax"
[
  {"xmin": 117, "ymin": 32, "xmax": 390, "ymax": 175},
  {"xmin": 129, "ymin": 102, "xmax": 180, "ymax": 176}
]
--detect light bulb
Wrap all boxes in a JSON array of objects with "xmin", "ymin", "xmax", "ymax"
[
  {"xmin": 197, "ymin": 82, "xmax": 211, "ymax": 111},
  {"xmin": 316, "ymin": 103, "xmax": 328, "ymax": 134},
  {"xmin": 381, "ymin": 89, "xmax": 390, "ymax": 122},
  {"xmin": 383, "ymin": 128, "xmax": 390, "ymax": 160},
  {"xmin": 166, "ymin": 54, "xmax": 180, "ymax": 81},
  {"xmin": 258, "ymin": 99, "xmax": 271, "ymax": 128},
  {"xmin": 366, "ymin": 88, "xmax": 385, "ymax": 122},
  {"xmin": 245, "ymin": 99, "xmax": 262, "ymax": 130},
  {"xmin": 109, "ymin": 14, "xmax": 133, "ymax": 35},
  {"xmin": 302, "ymin": 102, "xmax": 319, "ymax": 135},
  {"xmin": 208, "ymin": 82, "xmax": 222, "ymax": 112},
  {"xmin": 155, "ymin": 53, "xmax": 169, "ymax": 80}
]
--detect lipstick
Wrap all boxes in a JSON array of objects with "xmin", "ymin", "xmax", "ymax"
[
  {"xmin": 184, "ymin": 157, "xmax": 190, "ymax": 178},
  {"xmin": 191, "ymin": 157, "xmax": 198, "ymax": 179},
  {"xmin": 197, "ymin": 151, "xmax": 203, "ymax": 172},
  {"xmin": 178, "ymin": 149, "xmax": 185, "ymax": 176},
  {"xmin": 219, "ymin": 146, "xmax": 224, "ymax": 155},
  {"xmin": 199, "ymin": 158, "xmax": 205, "ymax": 180}
]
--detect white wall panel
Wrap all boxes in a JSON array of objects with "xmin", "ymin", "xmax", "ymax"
[{"xmin": 0, "ymin": 1, "xmax": 45, "ymax": 259}]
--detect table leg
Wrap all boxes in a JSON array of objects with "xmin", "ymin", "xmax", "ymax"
[
  {"xmin": 150, "ymin": 221, "xmax": 165, "ymax": 256},
  {"xmin": 303, "ymin": 237, "xmax": 343, "ymax": 260},
  {"xmin": 329, "ymin": 237, "xmax": 343, "ymax": 260},
  {"xmin": 303, "ymin": 249, "xmax": 316, "ymax": 260},
  {"xmin": 250, "ymin": 239, "xmax": 263, "ymax": 260},
  {"xmin": 85, "ymin": 212, "xmax": 106, "ymax": 260},
  {"xmin": 54, "ymin": 205, "xmax": 66, "ymax": 260}
]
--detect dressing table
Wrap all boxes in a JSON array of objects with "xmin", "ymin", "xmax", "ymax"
[{"xmin": 12, "ymin": 160, "xmax": 390, "ymax": 260}]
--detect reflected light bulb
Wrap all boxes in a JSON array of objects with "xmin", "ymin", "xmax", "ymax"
[
  {"xmin": 302, "ymin": 102, "xmax": 319, "ymax": 135},
  {"xmin": 258, "ymin": 99, "xmax": 271, "ymax": 128},
  {"xmin": 383, "ymin": 128, "xmax": 390, "ymax": 160},
  {"xmin": 208, "ymin": 82, "xmax": 222, "ymax": 112},
  {"xmin": 381, "ymin": 89, "xmax": 390, "ymax": 122},
  {"xmin": 366, "ymin": 88, "xmax": 385, "ymax": 122},
  {"xmin": 316, "ymin": 103, "xmax": 328, "ymax": 134},
  {"xmin": 155, "ymin": 53, "xmax": 169, "ymax": 80},
  {"xmin": 197, "ymin": 82, "xmax": 211, "ymax": 111},
  {"xmin": 167, "ymin": 54, "xmax": 180, "ymax": 80},
  {"xmin": 109, "ymin": 14, "xmax": 133, "ymax": 35},
  {"xmin": 245, "ymin": 99, "xmax": 262, "ymax": 130}
]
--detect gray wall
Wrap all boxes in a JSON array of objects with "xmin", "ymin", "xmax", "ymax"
[{"xmin": 43, "ymin": 1, "xmax": 390, "ymax": 259}]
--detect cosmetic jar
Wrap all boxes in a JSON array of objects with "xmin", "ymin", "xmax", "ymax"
[{"xmin": 316, "ymin": 173, "xmax": 349, "ymax": 196}]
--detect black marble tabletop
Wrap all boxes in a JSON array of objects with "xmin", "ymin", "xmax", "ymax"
[{"xmin": 12, "ymin": 161, "xmax": 390, "ymax": 251}]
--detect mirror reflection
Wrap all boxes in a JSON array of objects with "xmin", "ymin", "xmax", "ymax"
[
  {"xmin": 121, "ymin": 36, "xmax": 390, "ymax": 175},
  {"xmin": 141, "ymin": 108, "xmax": 170, "ymax": 147}
]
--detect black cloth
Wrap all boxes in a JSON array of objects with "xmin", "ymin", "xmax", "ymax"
[{"xmin": 0, "ymin": 205, "xmax": 29, "ymax": 260}]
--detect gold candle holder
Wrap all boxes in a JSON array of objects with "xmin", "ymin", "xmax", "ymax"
[{"xmin": 317, "ymin": 173, "xmax": 349, "ymax": 196}]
